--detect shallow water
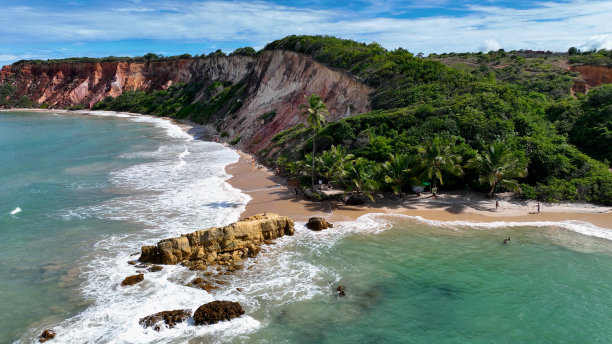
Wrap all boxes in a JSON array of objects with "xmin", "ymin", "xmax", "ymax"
[{"xmin": 2, "ymin": 111, "xmax": 611, "ymax": 343}]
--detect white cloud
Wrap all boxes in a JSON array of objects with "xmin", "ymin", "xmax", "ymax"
[
  {"xmin": 0, "ymin": 0, "xmax": 611, "ymax": 60},
  {"xmin": 578, "ymin": 34, "xmax": 612, "ymax": 51},
  {"xmin": 478, "ymin": 39, "xmax": 501, "ymax": 52}
]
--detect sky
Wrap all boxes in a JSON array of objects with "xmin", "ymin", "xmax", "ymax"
[{"xmin": 1, "ymin": 0, "xmax": 611, "ymax": 66}]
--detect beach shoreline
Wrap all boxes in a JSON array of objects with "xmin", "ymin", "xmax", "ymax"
[
  {"xmin": 5, "ymin": 109, "xmax": 610, "ymax": 229},
  {"xmin": 226, "ymin": 151, "xmax": 612, "ymax": 230}
]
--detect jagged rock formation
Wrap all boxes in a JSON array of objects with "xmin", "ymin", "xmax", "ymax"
[
  {"xmin": 0, "ymin": 51, "xmax": 372, "ymax": 153},
  {"xmin": 139, "ymin": 213, "xmax": 294, "ymax": 269},
  {"xmin": 139, "ymin": 310, "xmax": 191, "ymax": 331},
  {"xmin": 193, "ymin": 301, "xmax": 244, "ymax": 325}
]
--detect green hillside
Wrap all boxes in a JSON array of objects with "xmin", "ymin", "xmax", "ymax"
[{"xmin": 262, "ymin": 36, "xmax": 612, "ymax": 204}]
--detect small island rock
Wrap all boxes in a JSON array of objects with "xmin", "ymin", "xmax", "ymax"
[
  {"xmin": 121, "ymin": 273, "xmax": 144, "ymax": 286},
  {"xmin": 193, "ymin": 301, "xmax": 245, "ymax": 325},
  {"xmin": 39, "ymin": 329, "xmax": 56, "ymax": 342},
  {"xmin": 306, "ymin": 217, "xmax": 333, "ymax": 231},
  {"xmin": 139, "ymin": 310, "xmax": 191, "ymax": 331}
]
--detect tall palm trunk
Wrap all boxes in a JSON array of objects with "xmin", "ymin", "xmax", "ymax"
[
  {"xmin": 489, "ymin": 182, "xmax": 496, "ymax": 197},
  {"xmin": 311, "ymin": 133, "xmax": 316, "ymax": 190}
]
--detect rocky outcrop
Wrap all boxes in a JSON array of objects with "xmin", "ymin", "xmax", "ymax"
[
  {"xmin": 39, "ymin": 329, "xmax": 56, "ymax": 342},
  {"xmin": 121, "ymin": 274, "xmax": 144, "ymax": 286},
  {"xmin": 0, "ymin": 51, "xmax": 372, "ymax": 155},
  {"xmin": 193, "ymin": 301, "xmax": 244, "ymax": 325},
  {"xmin": 571, "ymin": 65, "xmax": 612, "ymax": 93},
  {"xmin": 139, "ymin": 310, "xmax": 191, "ymax": 331},
  {"xmin": 139, "ymin": 213, "xmax": 294, "ymax": 269},
  {"xmin": 306, "ymin": 217, "xmax": 333, "ymax": 231}
]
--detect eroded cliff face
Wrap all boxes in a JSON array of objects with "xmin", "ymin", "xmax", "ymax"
[
  {"xmin": 570, "ymin": 65, "xmax": 612, "ymax": 93},
  {"xmin": 0, "ymin": 51, "xmax": 372, "ymax": 154}
]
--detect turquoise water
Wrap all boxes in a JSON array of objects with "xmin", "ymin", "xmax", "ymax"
[
  {"xmin": 1, "ymin": 111, "xmax": 611, "ymax": 343},
  {"xmin": 0, "ymin": 111, "xmax": 159, "ymax": 341},
  {"xmin": 243, "ymin": 217, "xmax": 612, "ymax": 343}
]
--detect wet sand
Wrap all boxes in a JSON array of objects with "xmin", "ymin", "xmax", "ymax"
[{"xmin": 227, "ymin": 151, "xmax": 612, "ymax": 229}]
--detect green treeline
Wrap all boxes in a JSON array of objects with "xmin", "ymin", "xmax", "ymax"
[{"xmin": 11, "ymin": 47, "xmax": 259, "ymax": 66}]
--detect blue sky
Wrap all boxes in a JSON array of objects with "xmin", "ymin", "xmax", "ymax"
[{"xmin": 1, "ymin": 0, "xmax": 611, "ymax": 66}]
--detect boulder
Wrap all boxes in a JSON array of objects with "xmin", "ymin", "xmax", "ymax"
[
  {"xmin": 306, "ymin": 217, "xmax": 333, "ymax": 231},
  {"xmin": 139, "ymin": 214, "xmax": 293, "ymax": 269},
  {"xmin": 121, "ymin": 274, "xmax": 144, "ymax": 286},
  {"xmin": 193, "ymin": 301, "xmax": 245, "ymax": 325},
  {"xmin": 147, "ymin": 265, "xmax": 163, "ymax": 272},
  {"xmin": 139, "ymin": 310, "xmax": 191, "ymax": 331},
  {"xmin": 39, "ymin": 329, "xmax": 56, "ymax": 342}
]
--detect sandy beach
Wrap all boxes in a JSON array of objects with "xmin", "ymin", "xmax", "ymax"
[{"xmin": 227, "ymin": 151, "xmax": 612, "ymax": 229}]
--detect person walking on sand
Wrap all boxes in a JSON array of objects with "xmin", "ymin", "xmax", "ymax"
[
  {"xmin": 495, "ymin": 200, "xmax": 499, "ymax": 211},
  {"xmin": 537, "ymin": 202, "xmax": 541, "ymax": 213}
]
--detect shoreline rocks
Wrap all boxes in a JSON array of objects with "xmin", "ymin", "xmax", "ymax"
[
  {"xmin": 39, "ymin": 329, "xmax": 56, "ymax": 342},
  {"xmin": 121, "ymin": 274, "xmax": 144, "ymax": 286},
  {"xmin": 139, "ymin": 310, "xmax": 191, "ymax": 331},
  {"xmin": 193, "ymin": 301, "xmax": 245, "ymax": 325},
  {"xmin": 139, "ymin": 213, "xmax": 294, "ymax": 269},
  {"xmin": 306, "ymin": 217, "xmax": 333, "ymax": 231}
]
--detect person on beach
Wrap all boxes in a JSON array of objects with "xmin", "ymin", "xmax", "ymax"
[
  {"xmin": 537, "ymin": 202, "xmax": 541, "ymax": 213},
  {"xmin": 495, "ymin": 200, "xmax": 499, "ymax": 211}
]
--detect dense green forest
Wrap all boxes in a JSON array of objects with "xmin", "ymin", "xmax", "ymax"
[
  {"xmin": 5, "ymin": 35, "xmax": 612, "ymax": 204},
  {"xmin": 262, "ymin": 36, "xmax": 611, "ymax": 204}
]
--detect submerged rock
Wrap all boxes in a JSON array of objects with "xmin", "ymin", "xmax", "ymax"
[
  {"xmin": 139, "ymin": 213, "xmax": 294, "ymax": 268},
  {"xmin": 193, "ymin": 301, "xmax": 245, "ymax": 325},
  {"xmin": 139, "ymin": 310, "xmax": 191, "ymax": 331},
  {"xmin": 147, "ymin": 265, "xmax": 163, "ymax": 272},
  {"xmin": 306, "ymin": 217, "xmax": 333, "ymax": 231},
  {"xmin": 121, "ymin": 274, "xmax": 144, "ymax": 286},
  {"xmin": 39, "ymin": 329, "xmax": 56, "ymax": 342}
]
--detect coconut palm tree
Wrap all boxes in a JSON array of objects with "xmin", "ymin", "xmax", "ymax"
[
  {"xmin": 465, "ymin": 142, "xmax": 527, "ymax": 196},
  {"xmin": 383, "ymin": 153, "xmax": 416, "ymax": 198},
  {"xmin": 417, "ymin": 137, "xmax": 464, "ymax": 194},
  {"xmin": 342, "ymin": 157, "xmax": 379, "ymax": 202},
  {"xmin": 317, "ymin": 145, "xmax": 354, "ymax": 187},
  {"xmin": 299, "ymin": 94, "xmax": 329, "ymax": 190}
]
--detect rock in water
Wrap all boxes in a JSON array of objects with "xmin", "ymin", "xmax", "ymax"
[
  {"xmin": 337, "ymin": 285, "xmax": 346, "ymax": 297},
  {"xmin": 306, "ymin": 217, "xmax": 333, "ymax": 231},
  {"xmin": 39, "ymin": 329, "xmax": 56, "ymax": 342},
  {"xmin": 139, "ymin": 213, "xmax": 294, "ymax": 266},
  {"xmin": 121, "ymin": 274, "xmax": 144, "ymax": 286},
  {"xmin": 139, "ymin": 310, "xmax": 191, "ymax": 331},
  {"xmin": 193, "ymin": 301, "xmax": 245, "ymax": 325}
]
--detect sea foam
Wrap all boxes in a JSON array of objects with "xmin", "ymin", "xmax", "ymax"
[{"xmin": 36, "ymin": 112, "xmax": 254, "ymax": 343}]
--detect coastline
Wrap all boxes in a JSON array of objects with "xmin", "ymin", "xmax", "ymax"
[
  {"xmin": 226, "ymin": 151, "xmax": 612, "ymax": 230},
  {"xmin": 4, "ymin": 109, "xmax": 611, "ymax": 230}
]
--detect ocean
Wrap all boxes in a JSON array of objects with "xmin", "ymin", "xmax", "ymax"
[{"xmin": 1, "ymin": 111, "xmax": 611, "ymax": 343}]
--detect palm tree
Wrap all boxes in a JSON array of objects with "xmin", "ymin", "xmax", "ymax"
[
  {"xmin": 383, "ymin": 153, "xmax": 416, "ymax": 198},
  {"xmin": 465, "ymin": 142, "xmax": 527, "ymax": 196},
  {"xmin": 342, "ymin": 157, "xmax": 379, "ymax": 202},
  {"xmin": 417, "ymin": 137, "xmax": 464, "ymax": 194},
  {"xmin": 299, "ymin": 94, "xmax": 329, "ymax": 190},
  {"xmin": 317, "ymin": 145, "xmax": 354, "ymax": 187}
]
